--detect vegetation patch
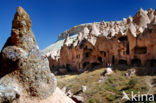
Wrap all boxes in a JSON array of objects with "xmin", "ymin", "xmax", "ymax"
[{"xmin": 56, "ymin": 68, "xmax": 156, "ymax": 103}]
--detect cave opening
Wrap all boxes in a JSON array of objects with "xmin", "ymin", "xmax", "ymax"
[
  {"xmin": 126, "ymin": 42, "xmax": 129, "ymax": 55},
  {"xmin": 134, "ymin": 46, "xmax": 147, "ymax": 54},
  {"xmin": 83, "ymin": 62, "xmax": 89, "ymax": 68},
  {"xmin": 118, "ymin": 59, "xmax": 127, "ymax": 65},
  {"xmin": 91, "ymin": 62, "xmax": 100, "ymax": 68},
  {"xmin": 84, "ymin": 46, "xmax": 88, "ymax": 50},
  {"xmin": 76, "ymin": 54, "xmax": 80, "ymax": 59},
  {"xmin": 112, "ymin": 55, "xmax": 115, "ymax": 65},
  {"xmin": 98, "ymin": 56, "xmax": 102, "ymax": 63},
  {"xmin": 85, "ymin": 52, "xmax": 90, "ymax": 57},
  {"xmin": 131, "ymin": 58, "xmax": 141, "ymax": 66},
  {"xmin": 149, "ymin": 59, "xmax": 156, "ymax": 67},
  {"xmin": 148, "ymin": 28, "xmax": 153, "ymax": 34},
  {"xmin": 118, "ymin": 36, "xmax": 128, "ymax": 41},
  {"xmin": 104, "ymin": 52, "xmax": 106, "ymax": 57},
  {"xmin": 66, "ymin": 64, "xmax": 71, "ymax": 71}
]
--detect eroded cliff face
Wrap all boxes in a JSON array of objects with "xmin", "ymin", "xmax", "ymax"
[
  {"xmin": 0, "ymin": 6, "xmax": 75, "ymax": 103},
  {"xmin": 43, "ymin": 8, "xmax": 156, "ymax": 74}
]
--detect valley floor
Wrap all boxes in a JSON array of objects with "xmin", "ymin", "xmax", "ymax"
[{"xmin": 56, "ymin": 66, "xmax": 156, "ymax": 103}]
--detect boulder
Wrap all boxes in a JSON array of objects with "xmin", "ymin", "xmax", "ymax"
[
  {"xmin": 72, "ymin": 95, "xmax": 84, "ymax": 103},
  {"xmin": 61, "ymin": 86, "xmax": 67, "ymax": 93},
  {"xmin": 91, "ymin": 22, "xmax": 100, "ymax": 36},
  {"xmin": 105, "ymin": 67, "xmax": 113, "ymax": 75},
  {"xmin": 81, "ymin": 85, "xmax": 87, "ymax": 92},
  {"xmin": 66, "ymin": 90, "xmax": 73, "ymax": 98}
]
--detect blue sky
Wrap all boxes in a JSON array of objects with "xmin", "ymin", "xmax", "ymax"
[{"xmin": 0, "ymin": 0, "xmax": 155, "ymax": 50}]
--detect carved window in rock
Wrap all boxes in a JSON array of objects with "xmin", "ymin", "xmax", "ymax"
[
  {"xmin": 126, "ymin": 42, "xmax": 129, "ymax": 55},
  {"xmin": 118, "ymin": 59, "xmax": 127, "ymax": 65},
  {"xmin": 83, "ymin": 62, "xmax": 89, "ymax": 68},
  {"xmin": 148, "ymin": 28, "xmax": 152, "ymax": 34},
  {"xmin": 131, "ymin": 58, "xmax": 141, "ymax": 66},
  {"xmin": 148, "ymin": 59, "xmax": 156, "ymax": 67},
  {"xmin": 91, "ymin": 62, "xmax": 100, "ymax": 68},
  {"xmin": 88, "ymin": 49, "xmax": 93, "ymax": 51},
  {"xmin": 100, "ymin": 51, "xmax": 106, "ymax": 57},
  {"xmin": 134, "ymin": 46, "xmax": 147, "ymax": 54},
  {"xmin": 104, "ymin": 52, "xmax": 106, "ymax": 57},
  {"xmin": 66, "ymin": 64, "xmax": 70, "ymax": 69},
  {"xmin": 84, "ymin": 46, "xmax": 88, "ymax": 50},
  {"xmin": 112, "ymin": 55, "xmax": 115, "ymax": 64},
  {"xmin": 118, "ymin": 36, "xmax": 128, "ymax": 41},
  {"xmin": 80, "ymin": 44, "xmax": 84, "ymax": 49},
  {"xmin": 123, "ymin": 51, "xmax": 126, "ymax": 55},
  {"xmin": 97, "ymin": 56, "xmax": 102, "ymax": 63},
  {"xmin": 76, "ymin": 54, "xmax": 80, "ymax": 59},
  {"xmin": 118, "ymin": 36, "xmax": 130, "ymax": 54},
  {"xmin": 85, "ymin": 52, "xmax": 90, "ymax": 57}
]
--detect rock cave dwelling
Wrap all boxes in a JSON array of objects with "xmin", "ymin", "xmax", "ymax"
[{"xmin": 42, "ymin": 8, "xmax": 156, "ymax": 73}]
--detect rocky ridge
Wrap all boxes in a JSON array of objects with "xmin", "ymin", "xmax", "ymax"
[{"xmin": 43, "ymin": 8, "xmax": 156, "ymax": 73}]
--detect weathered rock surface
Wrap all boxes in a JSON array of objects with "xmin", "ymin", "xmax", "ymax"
[
  {"xmin": 72, "ymin": 95, "xmax": 84, "ymax": 103},
  {"xmin": 43, "ymin": 8, "xmax": 156, "ymax": 73},
  {"xmin": 0, "ymin": 6, "xmax": 75, "ymax": 103}
]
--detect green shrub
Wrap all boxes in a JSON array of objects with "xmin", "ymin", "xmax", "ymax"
[
  {"xmin": 104, "ymin": 85, "xmax": 113, "ymax": 91},
  {"xmin": 89, "ymin": 98, "xmax": 101, "ymax": 103},
  {"xmin": 128, "ymin": 78, "xmax": 138, "ymax": 88},
  {"xmin": 89, "ymin": 98, "xmax": 96, "ymax": 103},
  {"xmin": 72, "ymin": 39, "xmax": 76, "ymax": 43},
  {"xmin": 106, "ymin": 94, "xmax": 117, "ymax": 101}
]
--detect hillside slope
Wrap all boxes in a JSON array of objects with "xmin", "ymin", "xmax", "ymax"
[{"xmin": 43, "ymin": 8, "xmax": 156, "ymax": 74}]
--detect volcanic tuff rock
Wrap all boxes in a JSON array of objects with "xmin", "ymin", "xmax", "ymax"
[
  {"xmin": 43, "ymin": 8, "xmax": 156, "ymax": 73},
  {"xmin": 0, "ymin": 6, "xmax": 75, "ymax": 103}
]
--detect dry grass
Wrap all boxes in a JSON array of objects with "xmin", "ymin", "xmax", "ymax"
[{"xmin": 56, "ymin": 67, "xmax": 156, "ymax": 103}]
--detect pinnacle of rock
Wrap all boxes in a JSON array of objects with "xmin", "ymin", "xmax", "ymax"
[
  {"xmin": 12, "ymin": 6, "xmax": 31, "ymax": 28},
  {"xmin": 64, "ymin": 34, "xmax": 70, "ymax": 46},
  {"xmin": 0, "ymin": 6, "xmax": 58, "ymax": 103},
  {"xmin": 122, "ymin": 18, "xmax": 127, "ymax": 24},
  {"xmin": 133, "ymin": 8, "xmax": 150, "ymax": 27},
  {"xmin": 8, "ymin": 6, "xmax": 38, "ymax": 52},
  {"xmin": 127, "ymin": 16, "xmax": 133, "ymax": 24},
  {"xmin": 154, "ymin": 10, "xmax": 156, "ymax": 15},
  {"xmin": 91, "ymin": 22, "xmax": 100, "ymax": 36},
  {"xmin": 148, "ymin": 8, "xmax": 155, "ymax": 21},
  {"xmin": 83, "ymin": 27, "xmax": 89, "ymax": 34},
  {"xmin": 83, "ymin": 27, "xmax": 89, "ymax": 39},
  {"xmin": 128, "ymin": 23, "xmax": 136, "ymax": 37},
  {"xmin": 151, "ymin": 16, "xmax": 156, "ymax": 24}
]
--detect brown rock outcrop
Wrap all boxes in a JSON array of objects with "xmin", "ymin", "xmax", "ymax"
[
  {"xmin": 133, "ymin": 8, "xmax": 150, "ymax": 27},
  {"xmin": 0, "ymin": 6, "xmax": 75, "ymax": 103},
  {"xmin": 43, "ymin": 8, "xmax": 156, "ymax": 73}
]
